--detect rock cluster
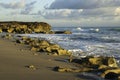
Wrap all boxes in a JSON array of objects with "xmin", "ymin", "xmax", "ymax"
[
  {"xmin": 54, "ymin": 56, "xmax": 120, "ymax": 80},
  {"xmin": 0, "ymin": 22, "xmax": 51, "ymax": 34},
  {"xmin": 0, "ymin": 21, "xmax": 72, "ymax": 34},
  {"xmin": 16, "ymin": 36, "xmax": 71, "ymax": 56}
]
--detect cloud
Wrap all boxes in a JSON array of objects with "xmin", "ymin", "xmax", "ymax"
[
  {"xmin": 0, "ymin": 0, "xmax": 25, "ymax": 9},
  {"xmin": 20, "ymin": 1, "xmax": 37, "ymax": 15},
  {"xmin": 37, "ymin": 8, "xmax": 115, "ymax": 20},
  {"xmin": 38, "ymin": 9, "xmax": 82, "ymax": 19},
  {"xmin": 47, "ymin": 0, "xmax": 120, "ymax": 9},
  {"xmin": 115, "ymin": 7, "xmax": 120, "ymax": 16}
]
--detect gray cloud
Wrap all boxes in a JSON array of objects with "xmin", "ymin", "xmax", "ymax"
[
  {"xmin": 0, "ymin": 1, "xmax": 25, "ymax": 9},
  {"xmin": 20, "ymin": 1, "xmax": 37, "ymax": 15},
  {"xmin": 38, "ymin": 8, "xmax": 115, "ymax": 19},
  {"xmin": 47, "ymin": 0, "xmax": 120, "ymax": 9}
]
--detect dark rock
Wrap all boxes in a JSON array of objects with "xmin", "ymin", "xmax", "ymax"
[
  {"xmin": 105, "ymin": 72, "xmax": 118, "ymax": 80},
  {"xmin": 54, "ymin": 30, "xmax": 72, "ymax": 34},
  {"xmin": 71, "ymin": 56, "xmax": 118, "ymax": 69}
]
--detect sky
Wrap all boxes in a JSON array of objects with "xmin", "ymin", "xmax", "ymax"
[{"xmin": 0, "ymin": 0, "xmax": 120, "ymax": 27}]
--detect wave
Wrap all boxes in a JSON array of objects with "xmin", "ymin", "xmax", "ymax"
[
  {"xmin": 72, "ymin": 27, "xmax": 100, "ymax": 34},
  {"xmin": 16, "ymin": 27, "xmax": 120, "ymax": 64},
  {"xmin": 110, "ymin": 28, "xmax": 120, "ymax": 32}
]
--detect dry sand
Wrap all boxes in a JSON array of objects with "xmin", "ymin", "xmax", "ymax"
[{"xmin": 0, "ymin": 38, "xmax": 84, "ymax": 80}]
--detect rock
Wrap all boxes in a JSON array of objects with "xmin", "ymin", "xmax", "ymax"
[
  {"xmin": 0, "ymin": 22, "xmax": 51, "ymax": 34},
  {"xmin": 107, "ymin": 57, "xmax": 118, "ymax": 67},
  {"xmin": 64, "ymin": 30, "xmax": 72, "ymax": 34},
  {"xmin": 0, "ymin": 28, "xmax": 2, "ymax": 33},
  {"xmin": 57, "ymin": 49, "xmax": 71, "ymax": 56},
  {"xmin": 7, "ymin": 28, "xmax": 14, "ymax": 33},
  {"xmin": 53, "ymin": 66, "xmax": 92, "ymax": 72},
  {"xmin": 16, "ymin": 39, "xmax": 24, "ymax": 44},
  {"xmin": 54, "ymin": 30, "xmax": 72, "ymax": 34},
  {"xmin": 15, "ymin": 36, "xmax": 71, "ymax": 56},
  {"xmin": 39, "ymin": 40, "xmax": 50, "ymax": 46},
  {"xmin": 104, "ymin": 72, "xmax": 119, "ymax": 80},
  {"xmin": 30, "ymin": 46, "xmax": 40, "ymax": 52},
  {"xmin": 31, "ymin": 22, "xmax": 51, "ymax": 33},
  {"xmin": 25, "ymin": 65, "xmax": 36, "ymax": 70},
  {"xmin": 101, "ymin": 68, "xmax": 120, "ymax": 79},
  {"xmin": 71, "ymin": 56, "xmax": 118, "ymax": 69},
  {"xmin": 46, "ymin": 44, "xmax": 61, "ymax": 52},
  {"xmin": 2, "ymin": 34, "xmax": 12, "ymax": 39}
]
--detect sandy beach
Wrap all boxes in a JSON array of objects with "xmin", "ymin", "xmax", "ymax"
[{"xmin": 0, "ymin": 37, "xmax": 83, "ymax": 80}]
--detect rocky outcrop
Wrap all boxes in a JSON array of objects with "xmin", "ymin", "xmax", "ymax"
[
  {"xmin": 0, "ymin": 22, "xmax": 51, "ymax": 34},
  {"xmin": 0, "ymin": 21, "xmax": 72, "ymax": 34},
  {"xmin": 16, "ymin": 36, "xmax": 71, "ymax": 56},
  {"xmin": 54, "ymin": 30, "xmax": 72, "ymax": 34},
  {"xmin": 54, "ymin": 56, "xmax": 120, "ymax": 80}
]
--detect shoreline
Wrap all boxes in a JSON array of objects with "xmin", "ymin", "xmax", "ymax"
[
  {"xmin": 1, "ymin": 22, "xmax": 120, "ymax": 80},
  {"xmin": 0, "ymin": 37, "xmax": 82, "ymax": 80}
]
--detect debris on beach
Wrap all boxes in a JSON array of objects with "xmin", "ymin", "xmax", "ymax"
[
  {"xmin": 25, "ymin": 65, "xmax": 37, "ymax": 70},
  {"xmin": 2, "ymin": 34, "xmax": 12, "ymax": 39}
]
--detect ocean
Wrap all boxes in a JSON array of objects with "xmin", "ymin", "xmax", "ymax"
[{"xmin": 19, "ymin": 27, "xmax": 120, "ymax": 63}]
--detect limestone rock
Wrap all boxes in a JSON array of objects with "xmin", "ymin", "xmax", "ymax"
[
  {"xmin": 25, "ymin": 65, "xmax": 36, "ymax": 70},
  {"xmin": 54, "ymin": 30, "xmax": 72, "ymax": 34},
  {"xmin": 2, "ymin": 34, "xmax": 12, "ymax": 39},
  {"xmin": 31, "ymin": 22, "xmax": 51, "ymax": 33},
  {"xmin": 46, "ymin": 44, "xmax": 61, "ymax": 52},
  {"xmin": 101, "ymin": 68, "xmax": 120, "ymax": 80},
  {"xmin": 31, "ymin": 47, "xmax": 40, "ymax": 52},
  {"xmin": 53, "ymin": 66, "xmax": 92, "ymax": 72},
  {"xmin": 0, "ymin": 22, "xmax": 51, "ymax": 34},
  {"xmin": 57, "ymin": 49, "xmax": 71, "ymax": 55},
  {"xmin": 0, "ymin": 28, "xmax": 2, "ymax": 33},
  {"xmin": 71, "ymin": 56, "xmax": 118, "ymax": 69}
]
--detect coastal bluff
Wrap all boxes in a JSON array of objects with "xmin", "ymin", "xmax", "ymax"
[
  {"xmin": 0, "ymin": 21, "xmax": 72, "ymax": 34},
  {"xmin": 0, "ymin": 21, "xmax": 51, "ymax": 34}
]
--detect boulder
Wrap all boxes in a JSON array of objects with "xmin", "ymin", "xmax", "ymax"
[
  {"xmin": 31, "ymin": 22, "xmax": 51, "ymax": 33},
  {"xmin": 54, "ymin": 30, "xmax": 72, "ymax": 34},
  {"xmin": 101, "ymin": 68, "xmax": 120, "ymax": 80},
  {"xmin": 31, "ymin": 46, "xmax": 40, "ymax": 52},
  {"xmin": 0, "ymin": 22, "xmax": 52, "ymax": 34},
  {"xmin": 25, "ymin": 65, "xmax": 36, "ymax": 70},
  {"xmin": 46, "ymin": 44, "xmax": 61, "ymax": 52},
  {"xmin": 57, "ymin": 49, "xmax": 71, "ymax": 55},
  {"xmin": 39, "ymin": 40, "xmax": 50, "ymax": 46},
  {"xmin": 2, "ymin": 34, "xmax": 12, "ymax": 39},
  {"xmin": 71, "ymin": 56, "xmax": 118, "ymax": 69},
  {"xmin": 0, "ymin": 28, "xmax": 2, "ymax": 33},
  {"xmin": 16, "ymin": 39, "xmax": 24, "ymax": 44},
  {"xmin": 53, "ymin": 66, "xmax": 92, "ymax": 72},
  {"xmin": 7, "ymin": 28, "xmax": 14, "ymax": 33}
]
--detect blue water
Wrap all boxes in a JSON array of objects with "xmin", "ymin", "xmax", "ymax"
[{"xmin": 18, "ymin": 27, "xmax": 120, "ymax": 62}]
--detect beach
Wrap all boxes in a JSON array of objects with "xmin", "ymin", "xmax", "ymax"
[
  {"xmin": 0, "ymin": 37, "xmax": 82, "ymax": 80},
  {"xmin": 1, "ymin": 22, "xmax": 120, "ymax": 80}
]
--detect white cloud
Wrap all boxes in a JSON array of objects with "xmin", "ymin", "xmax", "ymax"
[
  {"xmin": 0, "ymin": 0, "xmax": 25, "ymax": 9},
  {"xmin": 115, "ymin": 7, "xmax": 120, "ymax": 16},
  {"xmin": 20, "ymin": 1, "xmax": 37, "ymax": 15},
  {"xmin": 38, "ymin": 9, "xmax": 83, "ymax": 19}
]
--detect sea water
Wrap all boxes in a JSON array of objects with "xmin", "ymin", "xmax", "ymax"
[{"xmin": 18, "ymin": 27, "xmax": 120, "ymax": 62}]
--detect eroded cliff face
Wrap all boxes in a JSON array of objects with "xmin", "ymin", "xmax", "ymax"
[{"xmin": 0, "ymin": 22, "xmax": 51, "ymax": 34}]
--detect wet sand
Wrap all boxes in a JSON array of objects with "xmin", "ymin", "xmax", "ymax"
[{"xmin": 0, "ymin": 38, "xmax": 83, "ymax": 80}]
